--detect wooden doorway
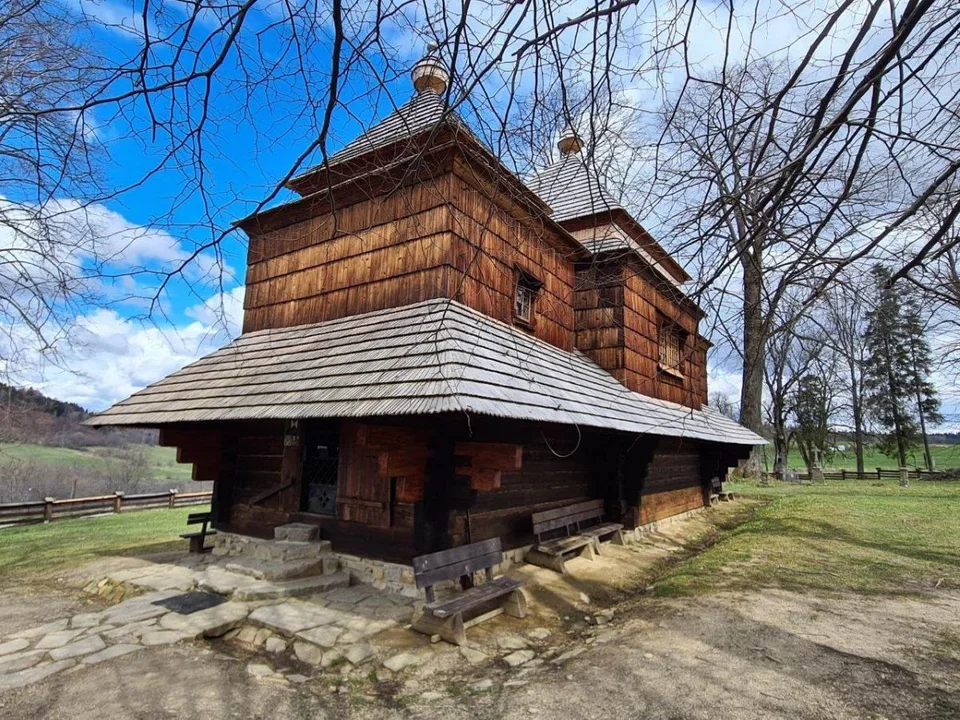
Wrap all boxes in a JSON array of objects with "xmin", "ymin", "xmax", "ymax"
[{"xmin": 301, "ymin": 424, "xmax": 340, "ymax": 515}]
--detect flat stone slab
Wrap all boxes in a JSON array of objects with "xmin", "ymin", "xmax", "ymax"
[
  {"xmin": 101, "ymin": 596, "xmax": 173, "ymax": 626},
  {"xmin": 124, "ymin": 566, "xmax": 199, "ymax": 592},
  {"xmin": 341, "ymin": 643, "xmax": 375, "ymax": 666},
  {"xmin": 197, "ymin": 566, "xmax": 262, "ymax": 595},
  {"xmin": 459, "ymin": 646, "xmax": 488, "ymax": 664},
  {"xmin": 503, "ymin": 650, "xmax": 536, "ymax": 667},
  {"xmin": 11, "ymin": 619, "xmax": 69, "ymax": 640},
  {"xmin": 82, "ymin": 644, "xmax": 141, "ymax": 665},
  {"xmin": 0, "ymin": 638, "xmax": 30, "ymax": 656},
  {"xmin": 274, "ymin": 522, "xmax": 320, "ymax": 542},
  {"xmin": 248, "ymin": 601, "xmax": 335, "ymax": 636},
  {"xmin": 158, "ymin": 601, "xmax": 249, "ymax": 638},
  {"xmin": 0, "ymin": 649, "xmax": 46, "ymax": 674},
  {"xmin": 141, "ymin": 630, "xmax": 192, "ymax": 647},
  {"xmin": 34, "ymin": 628, "xmax": 85, "ymax": 650},
  {"xmin": 233, "ymin": 572, "xmax": 349, "ymax": 602},
  {"xmin": 293, "ymin": 641, "xmax": 324, "ymax": 666},
  {"xmin": 0, "ymin": 659, "xmax": 76, "ymax": 691},
  {"xmin": 49, "ymin": 635, "xmax": 107, "ymax": 661},
  {"xmin": 225, "ymin": 556, "xmax": 322, "ymax": 582},
  {"xmin": 69, "ymin": 612, "xmax": 106, "ymax": 629},
  {"xmin": 296, "ymin": 625, "xmax": 343, "ymax": 648},
  {"xmin": 383, "ymin": 652, "xmax": 420, "ymax": 672}
]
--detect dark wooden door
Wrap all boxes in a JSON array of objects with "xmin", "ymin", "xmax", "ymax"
[
  {"xmin": 337, "ymin": 421, "xmax": 392, "ymax": 526},
  {"xmin": 302, "ymin": 428, "xmax": 340, "ymax": 515}
]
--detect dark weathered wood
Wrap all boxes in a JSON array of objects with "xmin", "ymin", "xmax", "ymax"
[
  {"xmin": 426, "ymin": 576, "xmax": 525, "ymax": 618},
  {"xmin": 413, "ymin": 537, "xmax": 502, "ymax": 574},
  {"xmin": 534, "ymin": 534, "xmax": 594, "ymax": 557}
]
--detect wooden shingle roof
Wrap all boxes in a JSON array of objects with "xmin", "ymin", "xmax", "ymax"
[
  {"xmin": 528, "ymin": 153, "xmax": 624, "ymax": 223},
  {"xmin": 89, "ymin": 299, "xmax": 763, "ymax": 447}
]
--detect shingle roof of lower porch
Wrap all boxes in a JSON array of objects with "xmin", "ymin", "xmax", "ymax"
[{"xmin": 87, "ymin": 299, "xmax": 763, "ymax": 447}]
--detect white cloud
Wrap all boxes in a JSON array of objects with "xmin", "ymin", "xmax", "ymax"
[{"xmin": 14, "ymin": 287, "xmax": 244, "ymax": 411}]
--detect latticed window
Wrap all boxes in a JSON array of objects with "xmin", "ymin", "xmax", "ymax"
[
  {"xmin": 514, "ymin": 268, "xmax": 542, "ymax": 326},
  {"xmin": 659, "ymin": 324, "xmax": 684, "ymax": 374}
]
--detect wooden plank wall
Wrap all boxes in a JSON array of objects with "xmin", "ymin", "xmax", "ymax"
[
  {"xmin": 448, "ymin": 167, "xmax": 578, "ymax": 350},
  {"xmin": 638, "ymin": 438, "xmax": 705, "ymax": 524},
  {"xmin": 622, "ymin": 260, "xmax": 707, "ymax": 408},
  {"xmin": 574, "ymin": 259, "xmax": 626, "ymax": 381},
  {"xmin": 243, "ymin": 174, "xmax": 457, "ymax": 333},
  {"xmin": 451, "ymin": 423, "xmax": 599, "ymax": 550},
  {"xmin": 575, "ymin": 254, "xmax": 709, "ymax": 410}
]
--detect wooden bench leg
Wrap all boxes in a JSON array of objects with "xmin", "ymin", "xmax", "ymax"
[
  {"xmin": 611, "ymin": 529, "xmax": 626, "ymax": 545},
  {"xmin": 188, "ymin": 536, "xmax": 203, "ymax": 554},
  {"xmin": 525, "ymin": 549, "xmax": 567, "ymax": 574},
  {"xmin": 580, "ymin": 542, "xmax": 596, "ymax": 561},
  {"xmin": 412, "ymin": 612, "xmax": 466, "ymax": 646},
  {"xmin": 502, "ymin": 588, "xmax": 528, "ymax": 619}
]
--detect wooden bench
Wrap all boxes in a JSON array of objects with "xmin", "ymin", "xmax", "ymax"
[
  {"xmin": 180, "ymin": 511, "xmax": 216, "ymax": 553},
  {"xmin": 709, "ymin": 477, "xmax": 735, "ymax": 505},
  {"xmin": 525, "ymin": 499, "xmax": 624, "ymax": 574},
  {"xmin": 411, "ymin": 538, "xmax": 527, "ymax": 646}
]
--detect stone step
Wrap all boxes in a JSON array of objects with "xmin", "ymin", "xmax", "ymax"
[
  {"xmin": 232, "ymin": 572, "xmax": 350, "ymax": 601},
  {"xmin": 274, "ymin": 522, "xmax": 320, "ymax": 542},
  {"xmin": 224, "ymin": 555, "xmax": 338, "ymax": 582},
  {"xmin": 252, "ymin": 540, "xmax": 333, "ymax": 562}
]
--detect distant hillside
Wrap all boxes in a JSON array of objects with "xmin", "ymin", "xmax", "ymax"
[
  {"xmin": 0, "ymin": 383, "xmax": 90, "ymax": 419},
  {"xmin": 0, "ymin": 384, "xmax": 153, "ymax": 448}
]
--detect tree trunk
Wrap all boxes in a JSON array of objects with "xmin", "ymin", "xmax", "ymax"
[
  {"xmin": 739, "ymin": 246, "xmax": 765, "ymax": 477},
  {"xmin": 847, "ymin": 359, "xmax": 865, "ymax": 474}
]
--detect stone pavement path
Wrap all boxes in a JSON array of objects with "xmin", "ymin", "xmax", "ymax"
[{"xmin": 0, "ymin": 563, "xmax": 420, "ymax": 694}]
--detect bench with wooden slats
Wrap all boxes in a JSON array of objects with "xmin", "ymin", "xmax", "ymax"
[
  {"xmin": 411, "ymin": 538, "xmax": 528, "ymax": 646},
  {"xmin": 525, "ymin": 499, "xmax": 624, "ymax": 574},
  {"xmin": 180, "ymin": 511, "xmax": 216, "ymax": 553},
  {"xmin": 709, "ymin": 477, "xmax": 735, "ymax": 505}
]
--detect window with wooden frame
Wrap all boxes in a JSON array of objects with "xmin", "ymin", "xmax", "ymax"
[
  {"xmin": 658, "ymin": 322, "xmax": 686, "ymax": 379},
  {"xmin": 513, "ymin": 267, "xmax": 543, "ymax": 328}
]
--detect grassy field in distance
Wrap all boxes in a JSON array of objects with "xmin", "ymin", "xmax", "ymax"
[
  {"xmin": 0, "ymin": 442, "xmax": 193, "ymax": 482},
  {"xmin": 765, "ymin": 443, "xmax": 960, "ymax": 472}
]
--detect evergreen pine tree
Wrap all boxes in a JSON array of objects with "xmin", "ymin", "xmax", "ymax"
[
  {"xmin": 901, "ymin": 293, "xmax": 943, "ymax": 470},
  {"xmin": 793, "ymin": 374, "xmax": 832, "ymax": 474},
  {"xmin": 862, "ymin": 265, "xmax": 918, "ymax": 467}
]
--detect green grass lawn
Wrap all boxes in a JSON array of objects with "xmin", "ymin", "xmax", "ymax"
[
  {"xmin": 0, "ymin": 506, "xmax": 203, "ymax": 582},
  {"xmin": 770, "ymin": 443, "xmax": 960, "ymax": 472},
  {"xmin": 0, "ymin": 442, "xmax": 193, "ymax": 482},
  {"xmin": 654, "ymin": 478, "xmax": 960, "ymax": 598}
]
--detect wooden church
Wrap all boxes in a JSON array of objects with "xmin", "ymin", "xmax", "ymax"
[{"xmin": 91, "ymin": 51, "xmax": 762, "ymax": 564}]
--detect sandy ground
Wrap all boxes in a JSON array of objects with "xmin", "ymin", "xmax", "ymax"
[{"xmin": 2, "ymin": 505, "xmax": 958, "ymax": 719}]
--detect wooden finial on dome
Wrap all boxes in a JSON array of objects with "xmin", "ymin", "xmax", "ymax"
[
  {"xmin": 411, "ymin": 43, "xmax": 449, "ymax": 95},
  {"xmin": 557, "ymin": 124, "xmax": 583, "ymax": 155}
]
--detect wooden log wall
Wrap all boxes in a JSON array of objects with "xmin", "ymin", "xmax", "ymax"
[
  {"xmin": 451, "ymin": 422, "xmax": 600, "ymax": 550},
  {"xmin": 637, "ymin": 438, "xmax": 705, "ymax": 524},
  {"xmin": 448, "ymin": 166, "xmax": 578, "ymax": 351}
]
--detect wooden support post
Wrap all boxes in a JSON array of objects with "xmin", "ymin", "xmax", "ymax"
[
  {"xmin": 44, "ymin": 497, "xmax": 54, "ymax": 523},
  {"xmin": 412, "ymin": 611, "xmax": 467, "ymax": 646},
  {"xmin": 502, "ymin": 588, "xmax": 528, "ymax": 619},
  {"xmin": 168, "ymin": 489, "xmax": 177, "ymax": 509},
  {"xmin": 877, "ymin": 467, "xmax": 882, "ymax": 481},
  {"xmin": 114, "ymin": 492, "xmax": 124, "ymax": 514}
]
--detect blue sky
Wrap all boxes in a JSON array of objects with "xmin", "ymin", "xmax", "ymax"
[{"xmin": 8, "ymin": 0, "xmax": 958, "ymax": 434}]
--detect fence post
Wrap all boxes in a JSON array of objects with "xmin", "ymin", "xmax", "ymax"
[
  {"xmin": 44, "ymin": 497, "xmax": 55, "ymax": 523},
  {"xmin": 840, "ymin": 469, "xmax": 846, "ymax": 481},
  {"xmin": 168, "ymin": 489, "xmax": 177, "ymax": 509},
  {"xmin": 876, "ymin": 467, "xmax": 882, "ymax": 481},
  {"xmin": 899, "ymin": 467, "xmax": 910, "ymax": 488},
  {"xmin": 114, "ymin": 492, "xmax": 124, "ymax": 514}
]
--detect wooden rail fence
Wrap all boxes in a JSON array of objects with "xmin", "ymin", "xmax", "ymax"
[
  {"xmin": 0, "ymin": 490, "xmax": 212, "ymax": 527},
  {"xmin": 769, "ymin": 467, "xmax": 943, "ymax": 483}
]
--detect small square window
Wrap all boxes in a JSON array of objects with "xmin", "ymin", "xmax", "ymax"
[{"xmin": 514, "ymin": 268, "xmax": 543, "ymax": 327}]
